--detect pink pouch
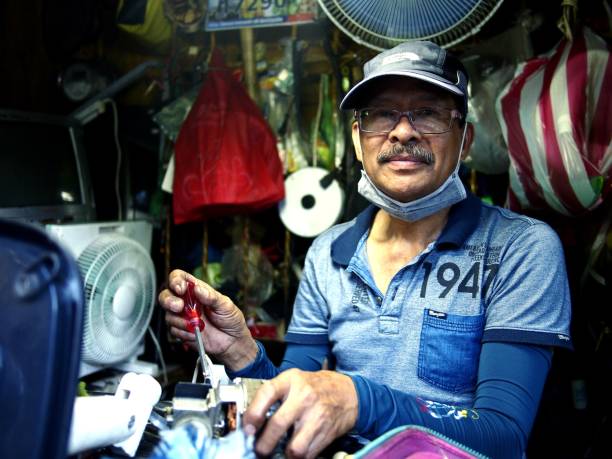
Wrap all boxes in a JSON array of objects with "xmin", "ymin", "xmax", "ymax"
[{"xmin": 354, "ymin": 425, "xmax": 488, "ymax": 459}]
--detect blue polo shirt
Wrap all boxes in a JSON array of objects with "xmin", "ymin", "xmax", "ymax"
[{"xmin": 284, "ymin": 193, "xmax": 572, "ymax": 406}]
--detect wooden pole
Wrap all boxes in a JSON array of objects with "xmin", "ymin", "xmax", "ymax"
[{"xmin": 240, "ymin": 28, "xmax": 257, "ymax": 102}]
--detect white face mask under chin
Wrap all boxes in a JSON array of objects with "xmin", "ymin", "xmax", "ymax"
[{"xmin": 357, "ymin": 123, "xmax": 468, "ymax": 222}]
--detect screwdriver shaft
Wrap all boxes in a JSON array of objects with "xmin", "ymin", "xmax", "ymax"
[{"xmin": 194, "ymin": 327, "xmax": 213, "ymax": 382}]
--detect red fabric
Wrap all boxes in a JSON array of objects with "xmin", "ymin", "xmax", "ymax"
[
  {"xmin": 590, "ymin": 53, "xmax": 612, "ymax": 167},
  {"xmin": 500, "ymin": 59, "xmax": 548, "ymax": 210},
  {"xmin": 172, "ymin": 51, "xmax": 284, "ymax": 224},
  {"xmin": 567, "ymin": 32, "xmax": 587, "ymax": 161},
  {"xmin": 539, "ymin": 40, "xmax": 583, "ymax": 212},
  {"xmin": 497, "ymin": 27, "xmax": 611, "ymax": 216}
]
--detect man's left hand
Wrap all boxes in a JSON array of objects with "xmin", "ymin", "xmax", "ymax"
[{"xmin": 243, "ymin": 369, "xmax": 359, "ymax": 459}]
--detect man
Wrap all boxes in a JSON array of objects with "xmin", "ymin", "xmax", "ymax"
[{"xmin": 160, "ymin": 41, "xmax": 572, "ymax": 459}]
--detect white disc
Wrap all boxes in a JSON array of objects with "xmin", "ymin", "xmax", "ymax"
[{"xmin": 278, "ymin": 167, "xmax": 344, "ymax": 238}]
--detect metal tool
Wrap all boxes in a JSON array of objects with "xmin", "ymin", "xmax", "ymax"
[{"xmin": 182, "ymin": 281, "xmax": 214, "ymax": 383}]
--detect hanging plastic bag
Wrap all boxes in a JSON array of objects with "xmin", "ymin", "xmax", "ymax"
[
  {"xmin": 172, "ymin": 50, "xmax": 285, "ymax": 224},
  {"xmin": 463, "ymin": 58, "xmax": 514, "ymax": 175},
  {"xmin": 496, "ymin": 27, "xmax": 611, "ymax": 216}
]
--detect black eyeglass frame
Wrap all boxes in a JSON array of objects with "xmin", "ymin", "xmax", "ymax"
[{"xmin": 354, "ymin": 107, "xmax": 463, "ymax": 135}]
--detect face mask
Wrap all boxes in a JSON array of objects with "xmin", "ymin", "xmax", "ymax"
[{"xmin": 357, "ymin": 123, "xmax": 468, "ymax": 222}]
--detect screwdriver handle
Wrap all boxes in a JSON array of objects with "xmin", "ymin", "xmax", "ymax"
[{"xmin": 182, "ymin": 281, "xmax": 204, "ymax": 334}]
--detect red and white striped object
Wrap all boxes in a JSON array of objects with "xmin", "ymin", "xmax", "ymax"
[{"xmin": 496, "ymin": 27, "xmax": 611, "ymax": 216}]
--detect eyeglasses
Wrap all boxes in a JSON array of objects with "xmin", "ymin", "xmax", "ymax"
[{"xmin": 355, "ymin": 107, "xmax": 462, "ymax": 135}]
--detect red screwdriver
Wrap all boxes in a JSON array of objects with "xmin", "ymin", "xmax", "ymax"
[{"xmin": 182, "ymin": 280, "xmax": 213, "ymax": 382}]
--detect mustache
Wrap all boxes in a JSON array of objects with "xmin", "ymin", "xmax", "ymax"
[{"xmin": 377, "ymin": 143, "xmax": 435, "ymax": 165}]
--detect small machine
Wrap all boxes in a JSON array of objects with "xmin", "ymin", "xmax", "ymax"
[
  {"xmin": 146, "ymin": 361, "xmax": 287, "ymax": 459},
  {"xmin": 0, "ymin": 216, "xmax": 262, "ymax": 459},
  {"xmin": 166, "ymin": 372, "xmax": 268, "ymax": 448},
  {"xmin": 46, "ymin": 220, "xmax": 158, "ymax": 377},
  {"xmin": 145, "ymin": 281, "xmax": 280, "ymax": 458}
]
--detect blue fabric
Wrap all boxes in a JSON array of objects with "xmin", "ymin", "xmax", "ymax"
[
  {"xmin": 285, "ymin": 194, "xmax": 571, "ymax": 407},
  {"xmin": 225, "ymin": 341, "xmax": 277, "ymax": 380},
  {"xmin": 356, "ymin": 158, "xmax": 467, "ymax": 222},
  {"xmin": 226, "ymin": 194, "xmax": 570, "ymax": 457},
  {"xmin": 225, "ymin": 341, "xmax": 329, "ymax": 380},
  {"xmin": 149, "ymin": 422, "xmax": 255, "ymax": 459},
  {"xmin": 352, "ymin": 342, "xmax": 552, "ymax": 459},
  {"xmin": 418, "ymin": 310, "xmax": 485, "ymax": 393},
  {"xmin": 226, "ymin": 340, "xmax": 550, "ymax": 458}
]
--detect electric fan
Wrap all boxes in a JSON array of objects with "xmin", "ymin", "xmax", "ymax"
[
  {"xmin": 46, "ymin": 221, "xmax": 157, "ymax": 376},
  {"xmin": 317, "ymin": 0, "xmax": 506, "ymax": 50}
]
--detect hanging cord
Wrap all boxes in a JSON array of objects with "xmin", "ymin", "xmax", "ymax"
[
  {"xmin": 164, "ymin": 205, "xmax": 172, "ymax": 279},
  {"xmin": 163, "ymin": 205, "xmax": 179, "ymax": 347},
  {"xmin": 557, "ymin": 0, "xmax": 578, "ymax": 41},
  {"xmin": 469, "ymin": 169, "xmax": 478, "ymax": 195},
  {"xmin": 206, "ymin": 32, "xmax": 216, "ymax": 65},
  {"xmin": 282, "ymin": 228, "xmax": 291, "ymax": 309},
  {"xmin": 201, "ymin": 222, "xmax": 209, "ymax": 282},
  {"xmin": 105, "ymin": 99, "xmax": 123, "ymax": 220},
  {"xmin": 240, "ymin": 217, "xmax": 251, "ymax": 308},
  {"xmin": 310, "ymin": 75, "xmax": 325, "ymax": 168},
  {"xmin": 282, "ymin": 228, "xmax": 292, "ymax": 333},
  {"xmin": 580, "ymin": 210, "xmax": 612, "ymax": 289},
  {"xmin": 148, "ymin": 326, "xmax": 168, "ymax": 386}
]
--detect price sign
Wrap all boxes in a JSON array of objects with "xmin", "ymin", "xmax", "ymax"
[{"xmin": 206, "ymin": 0, "xmax": 317, "ymax": 30}]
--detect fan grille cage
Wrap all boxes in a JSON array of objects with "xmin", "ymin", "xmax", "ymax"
[
  {"xmin": 317, "ymin": 0, "xmax": 505, "ymax": 50},
  {"xmin": 78, "ymin": 234, "xmax": 156, "ymax": 365}
]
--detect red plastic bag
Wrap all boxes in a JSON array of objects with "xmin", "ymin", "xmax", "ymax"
[
  {"xmin": 172, "ymin": 50, "xmax": 285, "ymax": 224},
  {"xmin": 497, "ymin": 27, "xmax": 611, "ymax": 216}
]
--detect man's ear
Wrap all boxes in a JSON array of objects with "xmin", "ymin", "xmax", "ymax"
[
  {"xmin": 461, "ymin": 122, "xmax": 474, "ymax": 160},
  {"xmin": 352, "ymin": 121, "xmax": 363, "ymax": 163}
]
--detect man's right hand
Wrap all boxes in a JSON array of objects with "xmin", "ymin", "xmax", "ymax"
[{"xmin": 158, "ymin": 269, "xmax": 259, "ymax": 371}]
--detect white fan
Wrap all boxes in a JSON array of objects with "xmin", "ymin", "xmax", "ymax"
[
  {"xmin": 46, "ymin": 221, "xmax": 157, "ymax": 376},
  {"xmin": 79, "ymin": 234, "xmax": 155, "ymax": 366}
]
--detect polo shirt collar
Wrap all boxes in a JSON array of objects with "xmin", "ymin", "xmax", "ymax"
[
  {"xmin": 331, "ymin": 205, "xmax": 377, "ymax": 266},
  {"xmin": 437, "ymin": 192, "xmax": 481, "ymax": 247},
  {"xmin": 330, "ymin": 192, "xmax": 482, "ymax": 266}
]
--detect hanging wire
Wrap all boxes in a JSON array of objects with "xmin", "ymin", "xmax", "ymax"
[
  {"xmin": 470, "ymin": 169, "xmax": 478, "ymax": 195},
  {"xmin": 201, "ymin": 222, "xmax": 209, "ymax": 282},
  {"xmin": 240, "ymin": 217, "xmax": 251, "ymax": 308},
  {"xmin": 205, "ymin": 31, "xmax": 216, "ymax": 66},
  {"xmin": 282, "ymin": 228, "xmax": 291, "ymax": 310},
  {"xmin": 148, "ymin": 326, "xmax": 169, "ymax": 386},
  {"xmin": 557, "ymin": 0, "xmax": 578, "ymax": 41},
  {"xmin": 164, "ymin": 206, "xmax": 172, "ymax": 279},
  {"xmin": 311, "ymin": 75, "xmax": 325, "ymax": 168},
  {"xmin": 105, "ymin": 99, "xmax": 123, "ymax": 221}
]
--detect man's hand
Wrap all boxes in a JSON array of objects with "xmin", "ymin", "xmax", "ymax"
[
  {"xmin": 243, "ymin": 369, "xmax": 359, "ymax": 459},
  {"xmin": 158, "ymin": 269, "xmax": 258, "ymax": 371}
]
